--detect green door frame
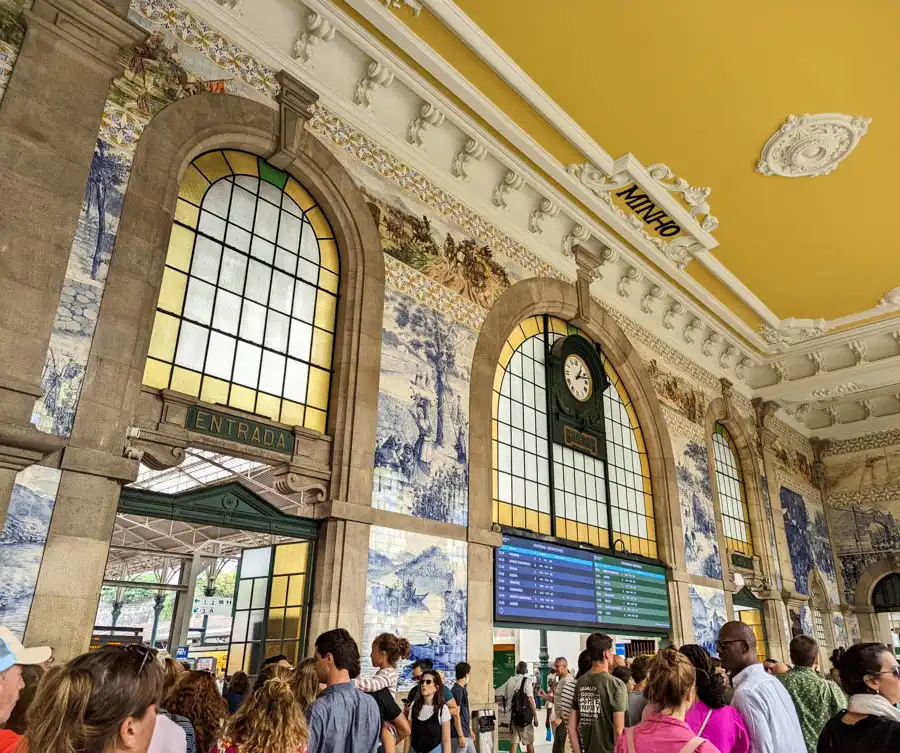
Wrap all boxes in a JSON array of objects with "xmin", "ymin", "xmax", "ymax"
[{"xmin": 733, "ymin": 586, "xmax": 769, "ymax": 656}]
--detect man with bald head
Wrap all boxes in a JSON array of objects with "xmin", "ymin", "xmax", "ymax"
[{"xmin": 717, "ymin": 621, "xmax": 805, "ymax": 753}]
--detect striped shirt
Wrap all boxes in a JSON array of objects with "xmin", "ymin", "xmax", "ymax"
[{"xmin": 555, "ymin": 674, "xmax": 576, "ymax": 721}]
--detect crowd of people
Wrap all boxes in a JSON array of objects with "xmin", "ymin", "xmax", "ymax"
[
  {"xmin": 500, "ymin": 623, "xmax": 900, "ymax": 753},
  {"xmin": 0, "ymin": 619, "xmax": 897, "ymax": 753}
]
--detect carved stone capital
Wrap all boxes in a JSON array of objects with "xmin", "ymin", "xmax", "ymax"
[
  {"xmin": 0, "ymin": 422, "xmax": 66, "ymax": 471},
  {"xmin": 752, "ymin": 397, "xmax": 779, "ymax": 429},
  {"xmin": 268, "ymin": 71, "xmax": 319, "ymax": 169}
]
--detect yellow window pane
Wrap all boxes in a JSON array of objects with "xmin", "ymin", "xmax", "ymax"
[
  {"xmin": 286, "ymin": 574, "xmax": 307, "ymax": 606},
  {"xmin": 269, "ymin": 576, "xmax": 288, "ymax": 608},
  {"xmin": 555, "ymin": 517, "xmax": 567, "ymax": 540},
  {"xmin": 521, "ymin": 317, "xmax": 541, "ymax": 338},
  {"xmin": 314, "ymin": 292, "xmax": 337, "ymax": 332},
  {"xmin": 512, "ymin": 505, "xmax": 525, "ymax": 529},
  {"xmin": 285, "ymin": 178, "xmax": 316, "ymax": 211},
  {"xmin": 647, "ymin": 518, "xmax": 656, "ymax": 542},
  {"xmin": 492, "ymin": 440, "xmax": 498, "ymax": 468},
  {"xmin": 306, "ymin": 367, "xmax": 330, "ymax": 410},
  {"xmin": 223, "ymin": 150, "xmax": 259, "ymax": 177},
  {"xmin": 493, "ymin": 366, "xmax": 505, "ymax": 394},
  {"xmin": 599, "ymin": 529, "xmax": 610, "ymax": 549},
  {"xmin": 525, "ymin": 509, "xmax": 538, "ymax": 533},
  {"xmin": 538, "ymin": 512, "xmax": 552, "ymax": 535},
  {"xmin": 319, "ymin": 269, "xmax": 339, "ymax": 294},
  {"xmin": 493, "ymin": 500, "xmax": 499, "ymax": 523},
  {"xmin": 304, "ymin": 407, "xmax": 326, "ymax": 433},
  {"xmin": 267, "ymin": 609, "xmax": 286, "ymax": 640},
  {"xmin": 506, "ymin": 325, "xmax": 526, "ymax": 353},
  {"xmin": 305, "ymin": 206, "xmax": 333, "ymax": 239},
  {"xmin": 200, "ymin": 376, "xmax": 229, "ymax": 406},
  {"xmin": 166, "ymin": 226, "xmax": 195, "ymax": 272},
  {"xmin": 644, "ymin": 492, "xmax": 654, "ymax": 517},
  {"xmin": 174, "ymin": 199, "xmax": 199, "ymax": 228},
  {"xmin": 229, "ymin": 385, "xmax": 256, "ymax": 412},
  {"xmin": 226, "ymin": 646, "xmax": 245, "ymax": 676},
  {"xmin": 274, "ymin": 542, "xmax": 308, "ymax": 575},
  {"xmin": 319, "ymin": 239, "xmax": 339, "ymax": 274},
  {"xmin": 577, "ymin": 522, "xmax": 588, "ymax": 543},
  {"xmin": 310, "ymin": 330, "xmax": 333, "ymax": 369},
  {"xmin": 282, "ymin": 606, "xmax": 303, "ymax": 641},
  {"xmin": 170, "ymin": 367, "xmax": 201, "ymax": 397},
  {"xmin": 640, "ymin": 454, "xmax": 650, "ymax": 479},
  {"xmin": 549, "ymin": 317, "xmax": 569, "ymax": 335},
  {"xmin": 158, "ymin": 268, "xmax": 187, "ymax": 315},
  {"xmin": 143, "ymin": 358, "xmax": 171, "ymax": 389},
  {"xmin": 147, "ymin": 312, "xmax": 179, "ymax": 362},
  {"xmin": 588, "ymin": 526, "xmax": 599, "ymax": 546},
  {"xmin": 194, "ymin": 151, "xmax": 232, "ymax": 183},
  {"xmin": 255, "ymin": 392, "xmax": 281, "ymax": 421},
  {"xmin": 280, "ymin": 401, "xmax": 304, "ymax": 427},
  {"xmin": 179, "ymin": 164, "xmax": 210, "ymax": 205},
  {"xmin": 498, "ymin": 503, "xmax": 512, "ymax": 527}
]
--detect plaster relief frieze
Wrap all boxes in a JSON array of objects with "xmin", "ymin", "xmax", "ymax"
[
  {"xmin": 353, "ymin": 59, "xmax": 394, "ymax": 110},
  {"xmin": 450, "ymin": 136, "xmax": 487, "ymax": 181},
  {"xmin": 663, "ymin": 301, "xmax": 685, "ymax": 331},
  {"xmin": 646, "ymin": 163, "xmax": 719, "ymax": 232},
  {"xmin": 292, "ymin": 11, "xmax": 335, "ymax": 65},
  {"xmin": 757, "ymin": 113, "xmax": 871, "ymax": 178},
  {"xmin": 810, "ymin": 382, "xmax": 862, "ymax": 401},
  {"xmin": 810, "ymin": 350, "xmax": 826, "ymax": 375},
  {"xmin": 850, "ymin": 340, "xmax": 868, "ymax": 365},
  {"xmin": 719, "ymin": 344, "xmax": 737, "ymax": 371},
  {"xmin": 772, "ymin": 361, "xmax": 788, "ymax": 383},
  {"xmin": 823, "ymin": 428, "xmax": 900, "ymax": 456},
  {"xmin": 407, "ymin": 102, "xmax": 445, "ymax": 148},
  {"xmin": 682, "ymin": 316, "xmax": 704, "ymax": 345},
  {"xmin": 527, "ymin": 197, "xmax": 559, "ymax": 234},
  {"xmin": 382, "ymin": 0, "xmax": 423, "ymax": 15},
  {"xmin": 735, "ymin": 356, "xmax": 753, "ymax": 382},
  {"xmin": 662, "ymin": 237, "xmax": 703, "ymax": 271},
  {"xmin": 660, "ymin": 404, "xmax": 705, "ymax": 442},
  {"xmin": 701, "ymin": 332, "xmax": 722, "ymax": 358},
  {"xmin": 826, "ymin": 405, "xmax": 840, "ymax": 426},
  {"xmin": 616, "ymin": 267, "xmax": 641, "ymax": 298},
  {"xmin": 491, "ymin": 170, "xmax": 525, "ymax": 210},
  {"xmin": 776, "ymin": 467, "xmax": 821, "ymax": 506},
  {"xmin": 640, "ymin": 284, "xmax": 665, "ymax": 315},
  {"xmin": 759, "ymin": 319, "xmax": 827, "ymax": 348}
]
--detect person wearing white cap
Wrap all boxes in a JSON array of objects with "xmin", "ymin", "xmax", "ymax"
[{"xmin": 0, "ymin": 626, "xmax": 52, "ymax": 752}]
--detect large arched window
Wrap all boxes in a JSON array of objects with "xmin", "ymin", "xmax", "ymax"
[
  {"xmin": 143, "ymin": 150, "xmax": 339, "ymax": 433},
  {"xmin": 491, "ymin": 315, "xmax": 656, "ymax": 559},
  {"xmin": 711, "ymin": 423, "xmax": 754, "ymax": 557}
]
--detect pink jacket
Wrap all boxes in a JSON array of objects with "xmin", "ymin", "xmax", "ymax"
[{"xmin": 615, "ymin": 714, "xmax": 721, "ymax": 753}]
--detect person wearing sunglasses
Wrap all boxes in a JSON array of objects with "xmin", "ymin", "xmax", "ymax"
[
  {"xmin": 409, "ymin": 671, "xmax": 451, "ymax": 753},
  {"xmin": 817, "ymin": 642, "xmax": 900, "ymax": 753}
]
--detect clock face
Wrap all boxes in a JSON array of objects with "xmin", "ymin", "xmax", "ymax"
[{"xmin": 564, "ymin": 354, "xmax": 593, "ymax": 402}]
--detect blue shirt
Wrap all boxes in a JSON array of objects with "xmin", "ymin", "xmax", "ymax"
[
  {"xmin": 307, "ymin": 682, "xmax": 382, "ymax": 753},
  {"xmin": 451, "ymin": 683, "xmax": 471, "ymax": 737}
]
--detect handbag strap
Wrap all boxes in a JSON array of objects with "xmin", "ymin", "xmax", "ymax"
[
  {"xmin": 678, "ymin": 738, "xmax": 705, "ymax": 753},
  {"xmin": 626, "ymin": 727, "xmax": 636, "ymax": 753},
  {"xmin": 697, "ymin": 708, "xmax": 713, "ymax": 735}
]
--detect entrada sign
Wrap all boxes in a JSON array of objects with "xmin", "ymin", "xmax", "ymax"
[
  {"xmin": 611, "ymin": 184, "xmax": 682, "ymax": 239},
  {"xmin": 186, "ymin": 406, "xmax": 294, "ymax": 455}
]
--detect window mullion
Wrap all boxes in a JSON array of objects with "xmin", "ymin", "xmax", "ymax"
[{"xmin": 542, "ymin": 314, "xmax": 558, "ymax": 538}]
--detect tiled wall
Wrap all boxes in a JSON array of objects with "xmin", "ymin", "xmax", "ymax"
[
  {"xmin": 780, "ymin": 486, "xmax": 839, "ymax": 600},
  {"xmin": 675, "ymin": 433, "xmax": 722, "ymax": 580},
  {"xmin": 689, "ymin": 584, "xmax": 727, "ymax": 657}
]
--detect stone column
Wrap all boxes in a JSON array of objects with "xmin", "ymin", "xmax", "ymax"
[
  {"xmin": 467, "ymin": 537, "xmax": 497, "ymax": 708},
  {"xmin": 170, "ymin": 553, "xmax": 203, "ymax": 650}
]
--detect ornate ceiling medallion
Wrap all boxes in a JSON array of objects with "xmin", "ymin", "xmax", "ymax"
[{"xmin": 757, "ymin": 113, "xmax": 871, "ymax": 178}]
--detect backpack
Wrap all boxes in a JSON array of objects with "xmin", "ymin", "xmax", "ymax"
[{"xmin": 510, "ymin": 677, "xmax": 534, "ymax": 728}]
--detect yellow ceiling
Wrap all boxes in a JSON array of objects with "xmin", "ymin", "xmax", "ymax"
[{"xmin": 397, "ymin": 0, "xmax": 900, "ymax": 322}]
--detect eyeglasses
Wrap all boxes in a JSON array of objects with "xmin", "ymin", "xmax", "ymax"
[
  {"xmin": 872, "ymin": 666, "xmax": 900, "ymax": 679},
  {"xmin": 716, "ymin": 640, "xmax": 745, "ymax": 651},
  {"xmin": 420, "ymin": 678, "xmax": 435, "ymax": 686}
]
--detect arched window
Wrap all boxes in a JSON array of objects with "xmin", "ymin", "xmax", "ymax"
[
  {"xmin": 491, "ymin": 315, "xmax": 656, "ymax": 559},
  {"xmin": 711, "ymin": 423, "xmax": 754, "ymax": 557},
  {"xmin": 143, "ymin": 150, "xmax": 339, "ymax": 433}
]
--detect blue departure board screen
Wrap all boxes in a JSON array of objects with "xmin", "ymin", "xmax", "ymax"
[{"xmin": 495, "ymin": 534, "xmax": 671, "ymax": 631}]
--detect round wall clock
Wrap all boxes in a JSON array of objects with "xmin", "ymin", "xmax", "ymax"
[{"xmin": 563, "ymin": 354, "xmax": 592, "ymax": 402}]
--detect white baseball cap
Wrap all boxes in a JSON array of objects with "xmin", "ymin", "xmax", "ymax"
[{"xmin": 0, "ymin": 627, "xmax": 51, "ymax": 672}]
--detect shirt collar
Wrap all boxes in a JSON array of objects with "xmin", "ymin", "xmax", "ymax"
[
  {"xmin": 321, "ymin": 681, "xmax": 355, "ymax": 695},
  {"xmin": 732, "ymin": 662, "xmax": 766, "ymax": 688}
]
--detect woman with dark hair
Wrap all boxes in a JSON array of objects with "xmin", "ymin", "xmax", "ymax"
[
  {"xmin": 818, "ymin": 642, "xmax": 900, "ymax": 752},
  {"xmin": 575, "ymin": 650, "xmax": 591, "ymax": 681},
  {"xmin": 165, "ymin": 670, "xmax": 229, "ymax": 753},
  {"xmin": 829, "ymin": 648, "xmax": 846, "ymax": 685},
  {"xmin": 226, "ymin": 671, "xmax": 251, "ymax": 714},
  {"xmin": 410, "ymin": 670, "xmax": 451, "ymax": 753},
  {"xmin": 679, "ymin": 645, "xmax": 749, "ymax": 753}
]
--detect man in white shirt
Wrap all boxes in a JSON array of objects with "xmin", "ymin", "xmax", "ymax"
[
  {"xmin": 717, "ymin": 621, "xmax": 806, "ymax": 753},
  {"xmin": 496, "ymin": 662, "xmax": 538, "ymax": 753},
  {"xmin": 550, "ymin": 657, "xmax": 576, "ymax": 753}
]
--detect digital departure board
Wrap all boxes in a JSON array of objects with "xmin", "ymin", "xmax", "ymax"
[{"xmin": 495, "ymin": 534, "xmax": 671, "ymax": 632}]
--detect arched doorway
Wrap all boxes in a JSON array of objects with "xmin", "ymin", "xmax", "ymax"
[
  {"xmin": 853, "ymin": 555, "xmax": 900, "ymax": 647},
  {"xmin": 872, "ymin": 573, "xmax": 900, "ymax": 657}
]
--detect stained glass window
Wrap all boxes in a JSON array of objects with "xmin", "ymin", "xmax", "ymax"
[
  {"xmin": 491, "ymin": 315, "xmax": 657, "ymax": 559},
  {"xmin": 712, "ymin": 423, "xmax": 754, "ymax": 556},
  {"xmin": 143, "ymin": 150, "xmax": 339, "ymax": 434}
]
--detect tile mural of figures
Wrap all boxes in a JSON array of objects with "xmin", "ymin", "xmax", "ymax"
[
  {"xmin": 647, "ymin": 360, "xmax": 706, "ymax": 425},
  {"xmin": 373, "ymin": 289, "xmax": 475, "ymax": 526},
  {"xmin": 689, "ymin": 585, "xmax": 727, "ymax": 657},
  {"xmin": 0, "ymin": 466, "xmax": 61, "ymax": 638},
  {"xmin": 760, "ymin": 476, "xmax": 782, "ymax": 593},
  {"xmin": 780, "ymin": 487, "xmax": 839, "ymax": 600},
  {"xmin": 362, "ymin": 526, "xmax": 467, "ymax": 688},
  {"xmin": 847, "ymin": 612, "xmax": 861, "ymax": 643},
  {"xmin": 832, "ymin": 613, "xmax": 848, "ymax": 647},
  {"xmin": 674, "ymin": 434, "xmax": 723, "ymax": 580}
]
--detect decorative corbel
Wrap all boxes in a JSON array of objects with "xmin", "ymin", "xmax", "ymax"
[
  {"xmin": 491, "ymin": 170, "xmax": 525, "ymax": 210},
  {"xmin": 849, "ymin": 340, "xmax": 868, "ymax": 365},
  {"xmin": 826, "ymin": 405, "xmax": 840, "ymax": 425},
  {"xmin": 719, "ymin": 344, "xmax": 737, "ymax": 371},
  {"xmin": 353, "ymin": 59, "xmax": 394, "ymax": 110},
  {"xmin": 450, "ymin": 137, "xmax": 488, "ymax": 180},
  {"xmin": 683, "ymin": 316, "xmax": 704, "ymax": 345},
  {"xmin": 407, "ymin": 102, "xmax": 444, "ymax": 147},
  {"xmin": 663, "ymin": 301, "xmax": 685, "ymax": 330},
  {"xmin": 268, "ymin": 72, "xmax": 318, "ymax": 170},
  {"xmin": 795, "ymin": 403, "xmax": 812, "ymax": 424},
  {"xmin": 528, "ymin": 197, "xmax": 560, "ymax": 234},
  {"xmin": 616, "ymin": 267, "xmax": 641, "ymax": 298},
  {"xmin": 861, "ymin": 398, "xmax": 875, "ymax": 419},
  {"xmin": 562, "ymin": 223, "xmax": 591, "ymax": 257},
  {"xmin": 751, "ymin": 397, "xmax": 779, "ymax": 429},
  {"xmin": 772, "ymin": 360, "xmax": 788, "ymax": 383},
  {"xmin": 735, "ymin": 356, "xmax": 753, "ymax": 381},
  {"xmin": 292, "ymin": 11, "xmax": 335, "ymax": 65},
  {"xmin": 809, "ymin": 350, "xmax": 826, "ymax": 375},
  {"xmin": 640, "ymin": 284, "xmax": 664, "ymax": 315},
  {"xmin": 701, "ymin": 331, "xmax": 722, "ymax": 357}
]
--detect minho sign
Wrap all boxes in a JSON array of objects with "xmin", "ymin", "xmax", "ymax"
[
  {"xmin": 611, "ymin": 185, "xmax": 683, "ymax": 239},
  {"xmin": 186, "ymin": 406, "xmax": 295, "ymax": 455}
]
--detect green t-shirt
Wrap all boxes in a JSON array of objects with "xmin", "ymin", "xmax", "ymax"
[{"xmin": 573, "ymin": 671, "xmax": 628, "ymax": 753}]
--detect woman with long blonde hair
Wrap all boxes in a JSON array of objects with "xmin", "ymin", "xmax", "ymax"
[
  {"xmin": 293, "ymin": 658, "xmax": 321, "ymax": 713},
  {"xmin": 214, "ymin": 674, "xmax": 308, "ymax": 753}
]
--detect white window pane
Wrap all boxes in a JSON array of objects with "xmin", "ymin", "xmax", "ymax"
[
  {"xmin": 270, "ymin": 271, "xmax": 293, "ymax": 314},
  {"xmin": 278, "ymin": 211, "xmax": 303, "ymax": 251},
  {"xmin": 259, "ymin": 182, "xmax": 281, "ymax": 206},
  {"xmin": 239, "ymin": 301, "xmax": 266, "ymax": 344},
  {"xmin": 229, "ymin": 185, "xmax": 257, "ymax": 229},
  {"xmin": 297, "ymin": 258, "xmax": 319, "ymax": 286},
  {"xmin": 220, "ymin": 249, "xmax": 247, "ymax": 294},
  {"xmin": 498, "ymin": 472, "xmax": 511, "ymax": 503},
  {"xmin": 265, "ymin": 310, "xmax": 289, "ymax": 352},
  {"xmin": 212, "ymin": 290, "xmax": 241, "ymax": 335},
  {"xmin": 254, "ymin": 199, "xmax": 279, "ymax": 242},
  {"xmin": 233, "ymin": 342, "xmax": 261, "ymax": 388},
  {"xmin": 250, "ymin": 236, "xmax": 274, "ymax": 264},
  {"xmin": 205, "ymin": 332, "xmax": 236, "ymax": 380},
  {"xmin": 198, "ymin": 211, "xmax": 225, "ymax": 241},
  {"xmin": 498, "ymin": 444, "xmax": 511, "ymax": 472},
  {"xmin": 244, "ymin": 260, "xmax": 271, "ymax": 305},
  {"xmin": 292, "ymin": 281, "xmax": 316, "ymax": 322},
  {"xmin": 183, "ymin": 279, "xmax": 215, "ymax": 325},
  {"xmin": 174, "ymin": 322, "xmax": 209, "ymax": 371},
  {"xmin": 191, "ymin": 237, "xmax": 222, "ymax": 284},
  {"xmin": 275, "ymin": 248, "xmax": 297, "ymax": 275},
  {"xmin": 225, "ymin": 223, "xmax": 251, "ymax": 253},
  {"xmin": 282, "ymin": 192, "xmax": 303, "ymax": 218},
  {"xmin": 234, "ymin": 175, "xmax": 258, "ymax": 193},
  {"xmin": 241, "ymin": 546, "xmax": 271, "ymax": 578},
  {"xmin": 299, "ymin": 222, "xmax": 320, "ymax": 262},
  {"xmin": 538, "ymin": 484, "xmax": 550, "ymax": 513},
  {"xmin": 284, "ymin": 359, "xmax": 308, "ymax": 402},
  {"xmin": 288, "ymin": 320, "xmax": 312, "ymax": 361},
  {"xmin": 201, "ymin": 180, "xmax": 231, "ymax": 218},
  {"xmin": 259, "ymin": 350, "xmax": 286, "ymax": 395}
]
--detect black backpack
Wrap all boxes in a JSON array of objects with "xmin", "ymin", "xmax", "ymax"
[{"xmin": 510, "ymin": 677, "xmax": 534, "ymax": 727}]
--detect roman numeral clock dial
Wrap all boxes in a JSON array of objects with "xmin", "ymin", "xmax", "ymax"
[{"xmin": 564, "ymin": 354, "xmax": 592, "ymax": 401}]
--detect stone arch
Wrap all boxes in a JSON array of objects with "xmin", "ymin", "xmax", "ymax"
[
  {"xmin": 853, "ymin": 554, "xmax": 900, "ymax": 644},
  {"xmin": 69, "ymin": 89, "xmax": 385, "ymax": 507}
]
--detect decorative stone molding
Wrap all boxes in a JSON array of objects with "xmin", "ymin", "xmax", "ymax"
[
  {"xmin": 383, "ymin": 0, "xmax": 423, "ymax": 15},
  {"xmin": 757, "ymin": 113, "xmax": 871, "ymax": 178},
  {"xmin": 292, "ymin": 11, "xmax": 336, "ymax": 65},
  {"xmin": 640, "ymin": 284, "xmax": 665, "ymax": 315},
  {"xmin": 662, "ymin": 237, "xmax": 703, "ymax": 270},
  {"xmin": 450, "ymin": 137, "xmax": 487, "ymax": 181},
  {"xmin": 772, "ymin": 361, "xmax": 788, "ymax": 383},
  {"xmin": 682, "ymin": 316, "xmax": 704, "ymax": 345},
  {"xmin": 735, "ymin": 357, "xmax": 752, "ymax": 381},
  {"xmin": 824, "ymin": 427, "xmax": 900, "ymax": 456},
  {"xmin": 849, "ymin": 340, "xmax": 868, "ymax": 365},
  {"xmin": 616, "ymin": 267, "xmax": 641, "ymax": 298},
  {"xmin": 528, "ymin": 197, "xmax": 560, "ymax": 234},
  {"xmin": 795, "ymin": 402, "xmax": 812, "ymax": 424},
  {"xmin": 212, "ymin": 0, "xmax": 241, "ymax": 6},
  {"xmin": 810, "ymin": 382, "xmax": 861, "ymax": 400},
  {"xmin": 701, "ymin": 332, "xmax": 722, "ymax": 358},
  {"xmin": 561, "ymin": 223, "xmax": 591, "ymax": 257},
  {"xmin": 647, "ymin": 163, "xmax": 719, "ymax": 232},
  {"xmin": 861, "ymin": 399, "xmax": 875, "ymax": 420},
  {"xmin": 827, "ymin": 405, "xmax": 840, "ymax": 426},
  {"xmin": 353, "ymin": 59, "xmax": 394, "ymax": 110},
  {"xmin": 663, "ymin": 301, "xmax": 685, "ymax": 331},
  {"xmin": 491, "ymin": 170, "xmax": 525, "ymax": 210},
  {"xmin": 719, "ymin": 343, "xmax": 737, "ymax": 370},
  {"xmin": 877, "ymin": 287, "xmax": 900, "ymax": 308},
  {"xmin": 810, "ymin": 350, "xmax": 826, "ymax": 375},
  {"xmin": 407, "ymin": 102, "xmax": 444, "ymax": 147},
  {"xmin": 268, "ymin": 71, "xmax": 318, "ymax": 170},
  {"xmin": 759, "ymin": 318, "xmax": 827, "ymax": 346},
  {"xmin": 566, "ymin": 162, "xmax": 630, "ymax": 196}
]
